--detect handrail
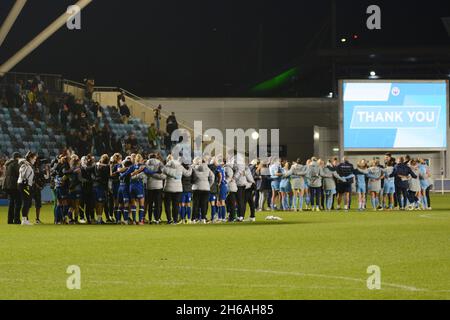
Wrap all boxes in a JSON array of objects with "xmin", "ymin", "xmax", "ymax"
[
  {"xmin": 62, "ymin": 80, "xmax": 241, "ymax": 159},
  {"xmin": 1, "ymin": 71, "xmax": 63, "ymax": 78},
  {"xmin": 62, "ymin": 79, "xmax": 85, "ymax": 88},
  {"xmin": 92, "ymin": 85, "xmax": 194, "ymax": 132}
]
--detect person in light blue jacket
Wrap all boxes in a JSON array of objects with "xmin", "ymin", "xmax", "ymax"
[
  {"xmin": 284, "ymin": 158, "xmax": 307, "ymax": 211},
  {"xmin": 382, "ymin": 158, "xmax": 396, "ymax": 210},
  {"xmin": 353, "ymin": 160, "xmax": 369, "ymax": 211},
  {"xmin": 280, "ymin": 161, "xmax": 292, "ymax": 211},
  {"xmin": 321, "ymin": 160, "xmax": 348, "ymax": 211},
  {"xmin": 367, "ymin": 160, "xmax": 384, "ymax": 210},
  {"xmin": 269, "ymin": 158, "xmax": 283, "ymax": 210},
  {"xmin": 418, "ymin": 158, "xmax": 432, "ymax": 210}
]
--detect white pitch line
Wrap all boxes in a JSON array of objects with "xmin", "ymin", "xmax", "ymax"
[
  {"xmin": 0, "ymin": 261, "xmax": 445, "ymax": 294},
  {"xmin": 418, "ymin": 214, "xmax": 450, "ymax": 220}
]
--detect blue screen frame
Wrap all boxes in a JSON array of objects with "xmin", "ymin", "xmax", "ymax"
[{"xmin": 340, "ymin": 80, "xmax": 449, "ymax": 151}]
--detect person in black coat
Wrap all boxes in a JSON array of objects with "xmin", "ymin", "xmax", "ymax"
[
  {"xmin": 2, "ymin": 152, "xmax": 22, "ymax": 224},
  {"xmin": 390, "ymin": 156, "xmax": 417, "ymax": 210}
]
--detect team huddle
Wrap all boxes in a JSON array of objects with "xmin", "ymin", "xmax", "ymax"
[
  {"xmin": 8, "ymin": 150, "xmax": 433, "ymax": 226},
  {"xmin": 268, "ymin": 154, "xmax": 432, "ymax": 213}
]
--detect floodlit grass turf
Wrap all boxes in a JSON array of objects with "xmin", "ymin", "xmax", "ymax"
[{"xmin": 0, "ymin": 195, "xmax": 449, "ymax": 300}]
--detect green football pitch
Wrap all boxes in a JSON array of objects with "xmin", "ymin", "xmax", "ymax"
[{"xmin": 0, "ymin": 195, "xmax": 449, "ymax": 300}]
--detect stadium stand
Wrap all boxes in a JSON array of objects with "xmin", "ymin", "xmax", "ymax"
[{"xmin": 0, "ymin": 72, "xmax": 168, "ymax": 159}]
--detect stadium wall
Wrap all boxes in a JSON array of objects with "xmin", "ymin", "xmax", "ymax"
[{"xmin": 143, "ymin": 97, "xmax": 338, "ymax": 161}]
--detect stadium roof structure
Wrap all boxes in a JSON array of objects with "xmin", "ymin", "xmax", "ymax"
[{"xmin": 0, "ymin": 0, "xmax": 92, "ymax": 75}]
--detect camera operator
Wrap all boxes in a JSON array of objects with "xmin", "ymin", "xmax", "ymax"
[{"xmin": 32, "ymin": 157, "xmax": 50, "ymax": 224}]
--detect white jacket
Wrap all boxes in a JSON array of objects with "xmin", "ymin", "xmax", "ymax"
[{"xmin": 17, "ymin": 160, "xmax": 34, "ymax": 187}]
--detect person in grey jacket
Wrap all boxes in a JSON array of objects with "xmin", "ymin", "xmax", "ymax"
[
  {"xmin": 244, "ymin": 164, "xmax": 256, "ymax": 221},
  {"xmin": 408, "ymin": 159, "xmax": 421, "ymax": 210},
  {"xmin": 180, "ymin": 161, "xmax": 194, "ymax": 223},
  {"xmin": 284, "ymin": 159, "xmax": 307, "ymax": 211},
  {"xmin": 145, "ymin": 155, "xmax": 166, "ymax": 223},
  {"xmin": 191, "ymin": 158, "xmax": 214, "ymax": 223},
  {"xmin": 224, "ymin": 161, "xmax": 237, "ymax": 221},
  {"xmin": 17, "ymin": 152, "xmax": 38, "ymax": 225},
  {"xmin": 234, "ymin": 162, "xmax": 255, "ymax": 221},
  {"xmin": 367, "ymin": 160, "xmax": 383, "ymax": 210},
  {"xmin": 162, "ymin": 156, "xmax": 190, "ymax": 224},
  {"xmin": 321, "ymin": 161, "xmax": 348, "ymax": 211},
  {"xmin": 306, "ymin": 157, "xmax": 324, "ymax": 212}
]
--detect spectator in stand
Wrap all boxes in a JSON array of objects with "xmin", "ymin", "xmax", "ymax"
[
  {"xmin": 49, "ymin": 98, "xmax": 60, "ymax": 126},
  {"xmin": 72, "ymin": 99, "xmax": 85, "ymax": 117},
  {"xmin": 78, "ymin": 130, "xmax": 93, "ymax": 156},
  {"xmin": 66, "ymin": 130, "xmax": 79, "ymax": 153},
  {"xmin": 84, "ymin": 78, "xmax": 95, "ymax": 101},
  {"xmin": 117, "ymin": 90, "xmax": 125, "ymax": 109},
  {"xmin": 79, "ymin": 112, "xmax": 89, "ymax": 131},
  {"xmin": 13, "ymin": 80, "xmax": 24, "ymax": 108},
  {"xmin": 163, "ymin": 132, "xmax": 172, "ymax": 151},
  {"xmin": 111, "ymin": 134, "xmax": 124, "ymax": 155},
  {"xmin": 148, "ymin": 123, "xmax": 158, "ymax": 149},
  {"xmin": 89, "ymin": 101, "xmax": 100, "ymax": 121},
  {"xmin": 0, "ymin": 90, "xmax": 8, "ymax": 107},
  {"xmin": 166, "ymin": 112, "xmax": 178, "ymax": 137},
  {"xmin": 101, "ymin": 124, "xmax": 112, "ymax": 154},
  {"xmin": 92, "ymin": 124, "xmax": 103, "ymax": 155},
  {"xmin": 60, "ymin": 104, "xmax": 70, "ymax": 132},
  {"xmin": 69, "ymin": 114, "xmax": 82, "ymax": 131},
  {"xmin": 154, "ymin": 105, "xmax": 162, "ymax": 130},
  {"xmin": 125, "ymin": 133, "xmax": 138, "ymax": 155},
  {"xmin": 119, "ymin": 102, "xmax": 131, "ymax": 124}
]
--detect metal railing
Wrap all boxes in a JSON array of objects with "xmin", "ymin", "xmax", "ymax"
[
  {"xmin": 62, "ymin": 80, "xmax": 245, "ymax": 160},
  {"xmin": 1, "ymin": 71, "xmax": 63, "ymax": 93},
  {"xmin": 92, "ymin": 85, "xmax": 194, "ymax": 132}
]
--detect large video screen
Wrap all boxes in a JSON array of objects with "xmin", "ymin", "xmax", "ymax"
[{"xmin": 342, "ymin": 80, "xmax": 448, "ymax": 150}]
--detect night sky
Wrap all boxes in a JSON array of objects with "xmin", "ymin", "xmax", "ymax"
[{"xmin": 1, "ymin": 0, "xmax": 450, "ymax": 97}]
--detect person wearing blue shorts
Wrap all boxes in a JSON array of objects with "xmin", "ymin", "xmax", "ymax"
[
  {"xmin": 216, "ymin": 160, "xmax": 228, "ymax": 222},
  {"xmin": 269, "ymin": 159, "xmax": 283, "ymax": 210},
  {"xmin": 208, "ymin": 158, "xmax": 220, "ymax": 222},
  {"xmin": 123, "ymin": 154, "xmax": 156, "ymax": 225},
  {"xmin": 279, "ymin": 162, "xmax": 292, "ymax": 211},
  {"xmin": 383, "ymin": 158, "xmax": 396, "ymax": 210},
  {"xmin": 128, "ymin": 154, "xmax": 146, "ymax": 224},
  {"xmin": 117, "ymin": 157, "xmax": 133, "ymax": 224},
  {"xmin": 354, "ymin": 160, "xmax": 368, "ymax": 211}
]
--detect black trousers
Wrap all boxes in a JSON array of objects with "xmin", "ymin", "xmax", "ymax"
[
  {"xmin": 164, "ymin": 192, "xmax": 181, "ymax": 222},
  {"xmin": 147, "ymin": 189, "xmax": 163, "ymax": 221},
  {"xmin": 310, "ymin": 187, "xmax": 322, "ymax": 207},
  {"xmin": 245, "ymin": 188, "xmax": 256, "ymax": 218},
  {"xmin": 7, "ymin": 189, "xmax": 22, "ymax": 224},
  {"xmin": 396, "ymin": 186, "xmax": 409, "ymax": 208},
  {"xmin": 81, "ymin": 186, "xmax": 95, "ymax": 221},
  {"xmin": 426, "ymin": 185, "xmax": 432, "ymax": 208},
  {"xmin": 193, "ymin": 190, "xmax": 209, "ymax": 220},
  {"xmin": 32, "ymin": 188, "xmax": 42, "ymax": 209},
  {"xmin": 226, "ymin": 192, "xmax": 237, "ymax": 219},
  {"xmin": 18, "ymin": 184, "xmax": 32, "ymax": 219},
  {"xmin": 237, "ymin": 186, "xmax": 246, "ymax": 218}
]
